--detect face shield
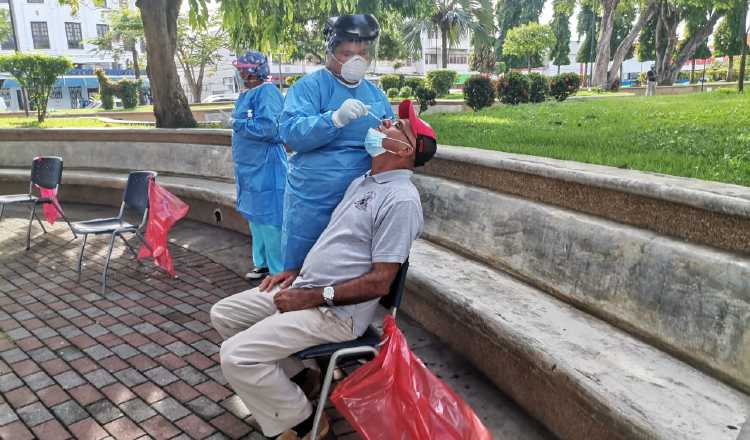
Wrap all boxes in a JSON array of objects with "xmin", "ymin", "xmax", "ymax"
[{"xmin": 324, "ymin": 15, "xmax": 380, "ymax": 80}]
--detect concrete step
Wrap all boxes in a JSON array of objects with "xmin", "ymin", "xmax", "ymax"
[{"xmin": 403, "ymin": 240, "xmax": 750, "ymax": 440}]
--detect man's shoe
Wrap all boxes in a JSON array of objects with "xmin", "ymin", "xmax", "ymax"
[{"xmin": 245, "ymin": 267, "xmax": 269, "ymax": 280}]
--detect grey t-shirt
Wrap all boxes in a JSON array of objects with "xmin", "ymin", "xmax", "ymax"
[{"xmin": 292, "ymin": 169, "xmax": 423, "ymax": 336}]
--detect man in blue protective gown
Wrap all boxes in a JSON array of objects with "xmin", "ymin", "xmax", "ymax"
[
  {"xmin": 231, "ymin": 51, "xmax": 288, "ymax": 280},
  {"xmin": 267, "ymin": 14, "xmax": 394, "ymax": 288}
]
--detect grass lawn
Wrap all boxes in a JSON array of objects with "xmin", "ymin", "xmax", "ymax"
[
  {"xmin": 423, "ymin": 89, "xmax": 750, "ymax": 187},
  {"xmin": 0, "ymin": 117, "xmax": 154, "ymax": 128}
]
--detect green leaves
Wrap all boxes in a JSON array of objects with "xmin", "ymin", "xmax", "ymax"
[
  {"xmin": 0, "ymin": 53, "xmax": 73, "ymax": 122},
  {"xmin": 503, "ymin": 22, "xmax": 555, "ymax": 65}
]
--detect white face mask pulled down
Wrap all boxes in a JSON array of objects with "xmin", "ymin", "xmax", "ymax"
[{"xmin": 333, "ymin": 54, "xmax": 370, "ymax": 84}]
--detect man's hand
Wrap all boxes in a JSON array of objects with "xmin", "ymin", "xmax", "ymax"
[
  {"xmin": 259, "ymin": 270, "xmax": 299, "ymax": 292},
  {"xmin": 273, "ymin": 288, "xmax": 323, "ymax": 313}
]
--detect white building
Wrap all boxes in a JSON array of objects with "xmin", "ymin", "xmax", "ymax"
[
  {"xmin": 0, "ymin": 0, "xmax": 140, "ymax": 110},
  {"xmin": 542, "ymin": 39, "xmax": 654, "ymax": 85}
]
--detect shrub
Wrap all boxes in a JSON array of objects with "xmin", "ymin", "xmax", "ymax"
[
  {"xmin": 549, "ymin": 73, "xmax": 581, "ymax": 101},
  {"xmin": 463, "ymin": 75, "xmax": 496, "ymax": 111},
  {"xmin": 527, "ymin": 73, "xmax": 549, "ymax": 103},
  {"xmin": 404, "ymin": 76, "xmax": 425, "ymax": 91},
  {"xmin": 426, "ymin": 69, "xmax": 457, "ymax": 97},
  {"xmin": 95, "ymin": 68, "xmax": 142, "ymax": 110},
  {"xmin": 399, "ymin": 86, "xmax": 413, "ymax": 98},
  {"xmin": 387, "ymin": 88, "xmax": 400, "ymax": 99},
  {"xmin": 415, "ymin": 86, "xmax": 437, "ymax": 115},
  {"xmin": 497, "ymin": 72, "xmax": 530, "ymax": 105},
  {"xmin": 380, "ymin": 74, "xmax": 403, "ymax": 92},
  {"xmin": 0, "ymin": 53, "xmax": 73, "ymax": 122}
]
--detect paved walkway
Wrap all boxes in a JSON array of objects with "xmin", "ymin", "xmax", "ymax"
[{"xmin": 0, "ymin": 204, "xmax": 553, "ymax": 440}]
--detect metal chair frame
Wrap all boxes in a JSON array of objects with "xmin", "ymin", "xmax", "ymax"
[
  {"xmin": 294, "ymin": 260, "xmax": 409, "ymax": 440},
  {"xmin": 71, "ymin": 171, "xmax": 156, "ymax": 293},
  {"xmin": 0, "ymin": 156, "xmax": 77, "ymax": 249}
]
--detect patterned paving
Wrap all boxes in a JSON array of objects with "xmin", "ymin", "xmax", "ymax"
[{"xmin": 0, "ymin": 215, "xmax": 358, "ymax": 440}]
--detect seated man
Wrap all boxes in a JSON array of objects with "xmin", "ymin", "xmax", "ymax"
[{"xmin": 210, "ymin": 100, "xmax": 437, "ymax": 440}]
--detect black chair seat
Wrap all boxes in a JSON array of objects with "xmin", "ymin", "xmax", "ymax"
[
  {"xmin": 295, "ymin": 326, "xmax": 381, "ymax": 360},
  {"xmin": 71, "ymin": 217, "xmax": 136, "ymax": 235},
  {"xmin": 0, "ymin": 194, "xmax": 37, "ymax": 204}
]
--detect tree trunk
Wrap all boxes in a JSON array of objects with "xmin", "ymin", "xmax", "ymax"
[
  {"xmin": 440, "ymin": 27, "xmax": 448, "ymax": 68},
  {"xmin": 691, "ymin": 59, "xmax": 695, "ymax": 83},
  {"xmin": 655, "ymin": 2, "xmax": 680, "ymax": 85},
  {"xmin": 606, "ymin": 0, "xmax": 657, "ymax": 89},
  {"xmin": 527, "ymin": 56, "xmax": 531, "ymax": 73},
  {"xmin": 195, "ymin": 64, "xmax": 205, "ymax": 104},
  {"xmin": 665, "ymin": 11, "xmax": 722, "ymax": 84},
  {"xmin": 136, "ymin": 0, "xmax": 196, "ymax": 128},
  {"xmin": 592, "ymin": 0, "xmax": 620, "ymax": 89},
  {"xmin": 728, "ymin": 56, "xmax": 734, "ymax": 82},
  {"xmin": 557, "ymin": 64, "xmax": 561, "ymax": 75}
]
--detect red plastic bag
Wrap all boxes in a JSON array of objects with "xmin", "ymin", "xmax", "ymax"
[
  {"xmin": 138, "ymin": 179, "xmax": 189, "ymax": 277},
  {"xmin": 331, "ymin": 315, "xmax": 493, "ymax": 440},
  {"xmin": 37, "ymin": 186, "xmax": 62, "ymax": 224}
]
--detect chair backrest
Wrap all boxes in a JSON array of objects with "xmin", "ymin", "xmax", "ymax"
[
  {"xmin": 122, "ymin": 171, "xmax": 157, "ymax": 216},
  {"xmin": 30, "ymin": 156, "xmax": 63, "ymax": 190},
  {"xmin": 379, "ymin": 260, "xmax": 409, "ymax": 315}
]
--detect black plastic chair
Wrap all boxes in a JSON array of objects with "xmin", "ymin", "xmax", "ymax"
[
  {"xmin": 294, "ymin": 260, "xmax": 409, "ymax": 440},
  {"xmin": 71, "ymin": 171, "xmax": 156, "ymax": 293},
  {"xmin": 0, "ymin": 156, "xmax": 77, "ymax": 249}
]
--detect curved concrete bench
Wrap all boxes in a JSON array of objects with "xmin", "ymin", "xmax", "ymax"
[{"xmin": 2, "ymin": 128, "xmax": 750, "ymax": 439}]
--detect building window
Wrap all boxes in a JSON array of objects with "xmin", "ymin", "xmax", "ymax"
[
  {"xmin": 448, "ymin": 54, "xmax": 467, "ymax": 64},
  {"xmin": 426, "ymin": 54, "xmax": 438, "ymax": 65},
  {"xmin": 30, "ymin": 22, "xmax": 50, "ymax": 49},
  {"xmin": 50, "ymin": 87, "xmax": 63, "ymax": 99},
  {"xmin": 27, "ymin": 0, "xmax": 44, "ymax": 3},
  {"xmin": 65, "ymin": 22, "xmax": 83, "ymax": 49},
  {"xmin": 96, "ymin": 24, "xmax": 111, "ymax": 49}
]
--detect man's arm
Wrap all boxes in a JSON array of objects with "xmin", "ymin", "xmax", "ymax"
[{"xmin": 273, "ymin": 263, "xmax": 400, "ymax": 313}]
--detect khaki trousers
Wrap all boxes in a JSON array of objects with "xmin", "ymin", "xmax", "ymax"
[{"xmin": 210, "ymin": 287, "xmax": 355, "ymax": 437}]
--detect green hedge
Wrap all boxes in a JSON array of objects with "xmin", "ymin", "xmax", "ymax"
[
  {"xmin": 527, "ymin": 73, "xmax": 549, "ymax": 103},
  {"xmin": 549, "ymin": 73, "xmax": 581, "ymax": 101},
  {"xmin": 426, "ymin": 69, "xmax": 457, "ymax": 97},
  {"xmin": 387, "ymin": 87, "xmax": 400, "ymax": 98},
  {"xmin": 404, "ymin": 77, "xmax": 424, "ymax": 91},
  {"xmin": 463, "ymin": 75, "xmax": 496, "ymax": 111},
  {"xmin": 380, "ymin": 74, "xmax": 403, "ymax": 92},
  {"xmin": 399, "ymin": 86, "xmax": 413, "ymax": 98},
  {"xmin": 497, "ymin": 72, "xmax": 529, "ymax": 105}
]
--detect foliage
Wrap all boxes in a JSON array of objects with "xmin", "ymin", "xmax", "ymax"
[
  {"xmin": 89, "ymin": 8, "xmax": 143, "ymax": 67},
  {"xmin": 0, "ymin": 53, "xmax": 72, "ymax": 122},
  {"xmin": 402, "ymin": 0, "xmax": 494, "ymax": 68},
  {"xmin": 497, "ymin": 71, "xmax": 529, "ymax": 105},
  {"xmin": 550, "ymin": 0, "xmax": 575, "ymax": 68},
  {"xmin": 527, "ymin": 72, "xmax": 549, "ymax": 103},
  {"xmin": 637, "ymin": 13, "xmax": 657, "ymax": 62},
  {"xmin": 426, "ymin": 69, "xmax": 457, "ymax": 97},
  {"xmin": 714, "ymin": 3, "xmax": 749, "ymax": 58},
  {"xmin": 176, "ymin": 15, "xmax": 228, "ymax": 103},
  {"xmin": 496, "ymin": 0, "xmax": 546, "ymax": 68},
  {"xmin": 380, "ymin": 74, "xmax": 404, "ymax": 92},
  {"xmin": 470, "ymin": 33, "xmax": 498, "ymax": 73},
  {"xmin": 415, "ymin": 85, "xmax": 437, "ymax": 114},
  {"xmin": 404, "ymin": 77, "xmax": 425, "ymax": 91},
  {"xmin": 549, "ymin": 73, "xmax": 581, "ymax": 101},
  {"xmin": 463, "ymin": 75, "xmax": 496, "ymax": 111},
  {"xmin": 610, "ymin": 4, "xmax": 637, "ymax": 61},
  {"xmin": 387, "ymin": 88, "xmax": 400, "ymax": 98},
  {"xmin": 503, "ymin": 22, "xmax": 555, "ymax": 72},
  {"xmin": 399, "ymin": 86, "xmax": 414, "ymax": 98},
  {"xmin": 285, "ymin": 75, "xmax": 303, "ymax": 87},
  {"xmin": 0, "ymin": 9, "xmax": 11, "ymax": 45},
  {"xmin": 495, "ymin": 61, "xmax": 508, "ymax": 74},
  {"xmin": 96, "ymin": 69, "xmax": 141, "ymax": 110},
  {"xmin": 422, "ymin": 92, "xmax": 750, "ymax": 186},
  {"xmin": 576, "ymin": 4, "xmax": 599, "ymax": 64}
]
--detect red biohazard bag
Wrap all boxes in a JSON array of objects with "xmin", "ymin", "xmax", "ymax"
[
  {"xmin": 38, "ymin": 186, "xmax": 62, "ymax": 224},
  {"xmin": 331, "ymin": 315, "xmax": 493, "ymax": 440},
  {"xmin": 138, "ymin": 179, "xmax": 189, "ymax": 277}
]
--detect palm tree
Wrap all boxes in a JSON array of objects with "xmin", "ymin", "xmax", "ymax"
[{"xmin": 403, "ymin": 0, "xmax": 494, "ymax": 69}]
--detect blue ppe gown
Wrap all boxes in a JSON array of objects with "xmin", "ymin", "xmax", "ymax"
[
  {"xmin": 231, "ymin": 83, "xmax": 288, "ymax": 274},
  {"xmin": 279, "ymin": 68, "xmax": 394, "ymax": 270}
]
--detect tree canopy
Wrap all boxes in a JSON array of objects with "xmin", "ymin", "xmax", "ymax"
[
  {"xmin": 503, "ymin": 22, "xmax": 555, "ymax": 72},
  {"xmin": 0, "ymin": 9, "xmax": 11, "ymax": 46},
  {"xmin": 0, "ymin": 53, "xmax": 72, "ymax": 122}
]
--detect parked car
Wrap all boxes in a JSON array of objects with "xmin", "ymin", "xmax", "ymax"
[{"xmin": 202, "ymin": 93, "xmax": 239, "ymax": 103}]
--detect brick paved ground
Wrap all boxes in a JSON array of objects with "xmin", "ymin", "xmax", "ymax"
[{"xmin": 0, "ymin": 215, "xmax": 359, "ymax": 440}]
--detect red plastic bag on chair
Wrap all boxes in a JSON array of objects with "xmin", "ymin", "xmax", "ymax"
[
  {"xmin": 331, "ymin": 315, "xmax": 493, "ymax": 440},
  {"xmin": 138, "ymin": 179, "xmax": 189, "ymax": 277},
  {"xmin": 38, "ymin": 186, "xmax": 62, "ymax": 224}
]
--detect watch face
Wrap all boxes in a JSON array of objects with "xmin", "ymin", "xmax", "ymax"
[{"xmin": 323, "ymin": 287, "xmax": 334, "ymax": 300}]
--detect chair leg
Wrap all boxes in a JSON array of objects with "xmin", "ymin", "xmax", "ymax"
[
  {"xmin": 35, "ymin": 212, "xmax": 47, "ymax": 234},
  {"xmin": 26, "ymin": 203, "xmax": 38, "ymax": 250},
  {"xmin": 76, "ymin": 234, "xmax": 88, "ymax": 273},
  {"xmin": 119, "ymin": 234, "xmax": 142, "ymax": 264},
  {"xmin": 102, "ymin": 232, "xmax": 118, "ymax": 293},
  {"xmin": 309, "ymin": 358, "xmax": 338, "ymax": 440},
  {"xmin": 50, "ymin": 202, "xmax": 77, "ymax": 239},
  {"xmin": 135, "ymin": 231, "xmax": 153, "ymax": 253}
]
